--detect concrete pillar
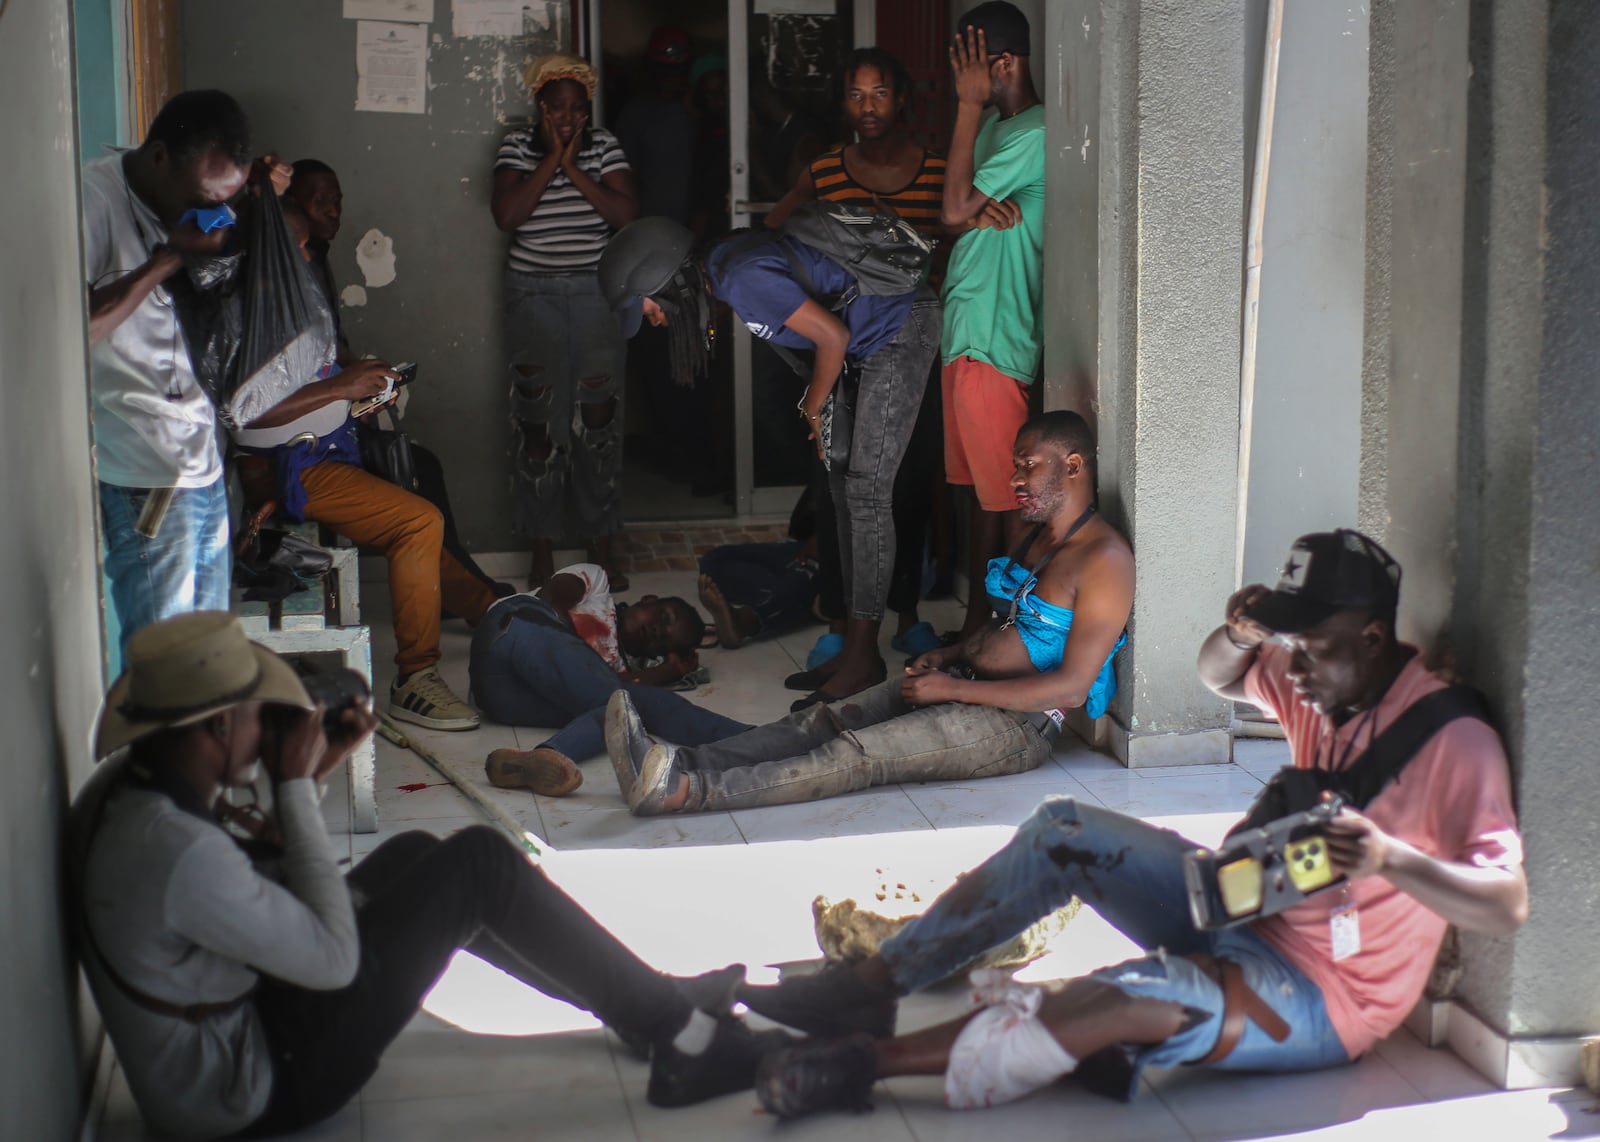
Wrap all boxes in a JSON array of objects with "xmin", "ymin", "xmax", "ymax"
[
  {"xmin": 1055, "ymin": 0, "xmax": 1245, "ymax": 766},
  {"xmin": 1358, "ymin": 0, "xmax": 1471, "ymax": 654},
  {"xmin": 1445, "ymin": 0, "xmax": 1600, "ymax": 1088}
]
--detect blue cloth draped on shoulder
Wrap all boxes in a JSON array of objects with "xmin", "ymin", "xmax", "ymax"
[{"xmin": 984, "ymin": 557, "xmax": 1127, "ymax": 718}]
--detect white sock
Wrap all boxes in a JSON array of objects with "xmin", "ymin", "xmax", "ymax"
[{"xmin": 671, "ymin": 1008, "xmax": 717, "ymax": 1056}]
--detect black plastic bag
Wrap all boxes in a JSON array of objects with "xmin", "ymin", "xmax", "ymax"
[
  {"xmin": 234, "ymin": 527, "xmax": 335, "ymax": 603},
  {"xmin": 172, "ymin": 188, "xmax": 338, "ymax": 430}
]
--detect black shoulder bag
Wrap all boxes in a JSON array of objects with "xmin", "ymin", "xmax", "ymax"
[{"xmin": 1230, "ymin": 685, "xmax": 1493, "ymax": 837}]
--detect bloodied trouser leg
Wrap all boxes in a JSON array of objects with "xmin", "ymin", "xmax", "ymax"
[{"xmin": 878, "ymin": 797, "xmax": 1209, "ymax": 994}]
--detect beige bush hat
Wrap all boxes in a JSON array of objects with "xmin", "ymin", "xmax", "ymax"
[{"xmin": 94, "ymin": 611, "xmax": 312, "ymax": 759}]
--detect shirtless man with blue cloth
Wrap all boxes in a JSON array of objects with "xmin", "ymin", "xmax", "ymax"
[{"xmin": 602, "ymin": 410, "xmax": 1134, "ymax": 815}]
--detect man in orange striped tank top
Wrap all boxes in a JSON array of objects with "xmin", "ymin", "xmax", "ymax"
[{"xmin": 766, "ymin": 49, "xmax": 953, "ymax": 701}]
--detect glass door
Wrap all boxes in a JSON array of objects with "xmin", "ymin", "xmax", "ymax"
[{"xmin": 727, "ymin": 0, "xmax": 865, "ymax": 516}]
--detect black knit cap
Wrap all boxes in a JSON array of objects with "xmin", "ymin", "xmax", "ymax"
[{"xmin": 957, "ymin": 1, "xmax": 1031, "ymax": 57}]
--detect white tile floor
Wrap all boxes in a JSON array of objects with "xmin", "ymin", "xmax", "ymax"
[{"xmin": 96, "ymin": 571, "xmax": 1590, "ymax": 1141}]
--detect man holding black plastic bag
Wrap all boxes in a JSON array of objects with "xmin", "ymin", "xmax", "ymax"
[
  {"xmin": 743, "ymin": 529, "xmax": 1527, "ymax": 1120},
  {"xmin": 83, "ymin": 90, "xmax": 290, "ymax": 661},
  {"xmin": 226, "ymin": 201, "xmax": 493, "ymax": 732}
]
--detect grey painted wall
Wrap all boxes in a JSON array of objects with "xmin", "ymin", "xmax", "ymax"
[
  {"xmin": 0, "ymin": 1, "xmax": 112, "ymax": 1137},
  {"xmin": 1453, "ymin": 0, "xmax": 1600, "ymax": 1043},
  {"xmin": 1240, "ymin": 1, "xmax": 1367, "ymax": 583},
  {"xmin": 181, "ymin": 0, "xmax": 567, "ymax": 554},
  {"xmin": 1359, "ymin": 0, "xmax": 1470, "ymax": 654},
  {"xmin": 1041, "ymin": 0, "xmax": 1099, "ymax": 424},
  {"xmin": 1082, "ymin": 0, "xmax": 1245, "ymax": 762}
]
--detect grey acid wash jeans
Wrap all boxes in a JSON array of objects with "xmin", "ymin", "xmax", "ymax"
[
  {"xmin": 830, "ymin": 293, "xmax": 942, "ymax": 622},
  {"xmin": 674, "ymin": 677, "xmax": 1052, "ymax": 812}
]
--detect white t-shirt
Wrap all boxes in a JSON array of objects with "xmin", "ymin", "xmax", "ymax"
[
  {"xmin": 531, "ymin": 562, "xmax": 624, "ymax": 670},
  {"xmin": 82, "ymin": 152, "xmax": 223, "ymax": 489}
]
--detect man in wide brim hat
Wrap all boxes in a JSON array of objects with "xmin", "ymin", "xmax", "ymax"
[{"xmin": 94, "ymin": 609, "xmax": 315, "ymax": 760}]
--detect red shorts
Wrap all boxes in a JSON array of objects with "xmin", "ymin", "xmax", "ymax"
[{"xmin": 942, "ymin": 356, "xmax": 1031, "ymax": 512}]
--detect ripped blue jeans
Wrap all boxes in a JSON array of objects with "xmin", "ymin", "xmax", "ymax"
[
  {"xmin": 504, "ymin": 270, "xmax": 625, "ymax": 541},
  {"xmin": 880, "ymin": 796, "xmax": 1349, "ymax": 1076}
]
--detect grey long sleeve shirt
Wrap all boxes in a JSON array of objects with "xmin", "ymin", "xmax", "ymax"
[{"xmin": 79, "ymin": 777, "xmax": 358, "ymax": 1140}]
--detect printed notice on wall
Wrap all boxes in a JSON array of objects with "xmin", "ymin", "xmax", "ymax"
[
  {"xmin": 452, "ymin": 0, "xmax": 523, "ymax": 37},
  {"xmin": 344, "ymin": 0, "xmax": 434, "ymax": 21},
  {"xmin": 356, "ymin": 21, "xmax": 427, "ymax": 114}
]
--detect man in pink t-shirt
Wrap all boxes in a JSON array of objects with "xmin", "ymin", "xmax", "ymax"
[{"xmin": 741, "ymin": 528, "xmax": 1527, "ymax": 1121}]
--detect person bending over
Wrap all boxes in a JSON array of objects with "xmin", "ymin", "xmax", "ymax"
[
  {"xmin": 69, "ymin": 613, "xmax": 787, "ymax": 1141},
  {"xmin": 472, "ymin": 563, "xmax": 750, "ymax": 797},
  {"xmin": 599, "ymin": 198, "xmax": 943, "ymax": 710},
  {"xmin": 603, "ymin": 410, "xmax": 1131, "ymax": 816},
  {"xmin": 740, "ymin": 530, "xmax": 1527, "ymax": 1120}
]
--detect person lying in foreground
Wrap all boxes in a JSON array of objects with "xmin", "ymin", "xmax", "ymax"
[
  {"xmin": 603, "ymin": 410, "xmax": 1132, "ymax": 815},
  {"xmin": 738, "ymin": 529, "xmax": 1526, "ymax": 1119}
]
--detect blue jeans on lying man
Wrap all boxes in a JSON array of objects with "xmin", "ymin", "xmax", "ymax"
[
  {"xmin": 468, "ymin": 596, "xmax": 749, "ymax": 761},
  {"xmin": 670, "ymin": 678, "xmax": 1053, "ymax": 812},
  {"xmin": 878, "ymin": 796, "xmax": 1349, "ymax": 1078}
]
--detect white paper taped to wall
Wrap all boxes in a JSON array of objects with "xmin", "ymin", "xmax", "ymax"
[
  {"xmin": 452, "ymin": 0, "xmax": 522, "ymax": 38},
  {"xmin": 356, "ymin": 21, "xmax": 427, "ymax": 114},
  {"xmin": 344, "ymin": 0, "xmax": 434, "ymax": 21}
]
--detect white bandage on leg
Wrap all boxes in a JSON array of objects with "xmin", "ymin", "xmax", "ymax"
[{"xmin": 944, "ymin": 969, "xmax": 1078, "ymax": 1110}]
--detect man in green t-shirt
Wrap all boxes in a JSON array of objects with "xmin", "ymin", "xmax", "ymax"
[{"xmin": 940, "ymin": 1, "xmax": 1047, "ymax": 642}]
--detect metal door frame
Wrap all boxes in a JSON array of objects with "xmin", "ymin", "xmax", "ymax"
[{"xmin": 727, "ymin": 0, "xmax": 874, "ymax": 518}]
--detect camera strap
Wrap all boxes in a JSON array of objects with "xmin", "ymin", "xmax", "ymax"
[
  {"xmin": 1234, "ymin": 684, "xmax": 1490, "ymax": 837},
  {"xmin": 1327, "ymin": 684, "xmax": 1491, "ymax": 810}
]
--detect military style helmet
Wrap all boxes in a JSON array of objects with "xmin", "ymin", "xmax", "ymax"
[{"xmin": 598, "ymin": 217, "xmax": 696, "ymax": 336}]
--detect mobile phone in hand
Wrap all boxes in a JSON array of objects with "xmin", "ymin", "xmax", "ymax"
[{"xmin": 351, "ymin": 362, "xmax": 418, "ymax": 417}]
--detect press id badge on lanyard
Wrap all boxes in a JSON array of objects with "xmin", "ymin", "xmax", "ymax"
[{"xmin": 1329, "ymin": 891, "xmax": 1361, "ymax": 962}]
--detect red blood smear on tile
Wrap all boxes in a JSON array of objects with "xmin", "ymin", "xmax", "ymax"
[{"xmin": 396, "ymin": 781, "xmax": 446, "ymax": 792}]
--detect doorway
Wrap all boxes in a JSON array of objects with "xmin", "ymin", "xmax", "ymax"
[{"xmin": 602, "ymin": 0, "xmax": 871, "ymax": 524}]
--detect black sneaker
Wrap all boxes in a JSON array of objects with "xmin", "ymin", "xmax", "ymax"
[
  {"xmin": 756, "ymin": 1033, "xmax": 878, "ymax": 1119},
  {"xmin": 612, "ymin": 964, "xmax": 750, "ymax": 1061},
  {"xmin": 646, "ymin": 1015, "xmax": 795, "ymax": 1109},
  {"xmin": 737, "ymin": 960, "xmax": 898, "ymax": 1039}
]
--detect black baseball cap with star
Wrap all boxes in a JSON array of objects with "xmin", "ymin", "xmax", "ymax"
[{"xmin": 1243, "ymin": 529, "xmax": 1402, "ymax": 634}]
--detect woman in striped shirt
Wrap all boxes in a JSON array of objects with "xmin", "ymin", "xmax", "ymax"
[{"xmin": 492, "ymin": 54, "xmax": 639, "ymax": 588}]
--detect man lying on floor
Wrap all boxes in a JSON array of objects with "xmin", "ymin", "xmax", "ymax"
[
  {"xmin": 68, "ymin": 613, "xmax": 788, "ymax": 1141},
  {"xmin": 471, "ymin": 562, "xmax": 750, "ymax": 795},
  {"xmin": 736, "ymin": 529, "xmax": 1527, "ymax": 1119},
  {"xmin": 603, "ymin": 410, "xmax": 1132, "ymax": 815}
]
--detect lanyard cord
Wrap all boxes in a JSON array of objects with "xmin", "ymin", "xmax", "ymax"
[{"xmin": 998, "ymin": 503, "xmax": 1097, "ymax": 630}]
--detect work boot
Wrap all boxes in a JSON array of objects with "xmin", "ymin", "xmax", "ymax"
[
  {"xmin": 612, "ymin": 963, "xmax": 750, "ymax": 1060},
  {"xmin": 389, "ymin": 667, "xmax": 479, "ymax": 731},
  {"xmin": 756, "ymin": 1033, "xmax": 878, "ymax": 1119},
  {"xmin": 646, "ymin": 1014, "xmax": 794, "ymax": 1109},
  {"xmin": 737, "ymin": 960, "xmax": 898, "ymax": 1039},
  {"xmin": 485, "ymin": 747, "xmax": 582, "ymax": 797}
]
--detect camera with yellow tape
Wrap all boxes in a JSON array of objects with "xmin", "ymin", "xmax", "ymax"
[{"xmin": 1183, "ymin": 797, "xmax": 1346, "ymax": 930}]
